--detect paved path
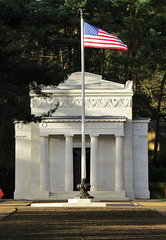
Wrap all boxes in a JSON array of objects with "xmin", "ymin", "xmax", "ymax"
[
  {"xmin": 0, "ymin": 199, "xmax": 166, "ymax": 240},
  {"xmin": 0, "ymin": 200, "xmax": 166, "ymax": 240},
  {"xmin": 137, "ymin": 200, "xmax": 166, "ymax": 217},
  {"xmin": 0, "ymin": 199, "xmax": 166, "ymax": 220},
  {"xmin": 0, "ymin": 200, "xmax": 32, "ymax": 220}
]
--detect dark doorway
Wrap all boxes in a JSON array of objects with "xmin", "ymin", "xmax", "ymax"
[{"xmin": 73, "ymin": 148, "xmax": 90, "ymax": 191}]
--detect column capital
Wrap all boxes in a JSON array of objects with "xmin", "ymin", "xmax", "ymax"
[
  {"xmin": 90, "ymin": 134, "xmax": 99, "ymax": 138},
  {"xmin": 65, "ymin": 134, "xmax": 74, "ymax": 138},
  {"xmin": 40, "ymin": 134, "xmax": 49, "ymax": 137}
]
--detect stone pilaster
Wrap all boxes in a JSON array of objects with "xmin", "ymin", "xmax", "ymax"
[
  {"xmin": 90, "ymin": 135, "xmax": 99, "ymax": 191},
  {"xmin": 65, "ymin": 135, "xmax": 73, "ymax": 191},
  {"xmin": 40, "ymin": 136, "xmax": 48, "ymax": 192},
  {"xmin": 115, "ymin": 135, "xmax": 124, "ymax": 192}
]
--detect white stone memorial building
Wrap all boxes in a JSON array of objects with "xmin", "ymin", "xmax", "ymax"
[{"xmin": 14, "ymin": 72, "xmax": 150, "ymax": 200}]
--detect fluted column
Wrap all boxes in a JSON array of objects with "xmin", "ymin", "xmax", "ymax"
[
  {"xmin": 40, "ymin": 136, "xmax": 48, "ymax": 191},
  {"xmin": 90, "ymin": 135, "xmax": 99, "ymax": 191},
  {"xmin": 65, "ymin": 135, "xmax": 73, "ymax": 191},
  {"xmin": 115, "ymin": 135, "xmax": 124, "ymax": 191}
]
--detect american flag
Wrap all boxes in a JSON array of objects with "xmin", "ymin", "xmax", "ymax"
[{"xmin": 84, "ymin": 22, "xmax": 128, "ymax": 51}]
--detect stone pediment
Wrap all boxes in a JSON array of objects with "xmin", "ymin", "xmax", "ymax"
[
  {"xmin": 41, "ymin": 72, "xmax": 132, "ymax": 91},
  {"xmin": 31, "ymin": 72, "xmax": 133, "ymax": 117},
  {"xmin": 57, "ymin": 72, "xmax": 129, "ymax": 90}
]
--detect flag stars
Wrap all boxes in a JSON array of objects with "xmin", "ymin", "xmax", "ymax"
[{"xmin": 84, "ymin": 22, "xmax": 98, "ymax": 36}]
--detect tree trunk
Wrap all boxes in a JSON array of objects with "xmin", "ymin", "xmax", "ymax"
[{"xmin": 153, "ymin": 73, "xmax": 166, "ymax": 163}]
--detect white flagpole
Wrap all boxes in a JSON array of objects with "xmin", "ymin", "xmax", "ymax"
[{"xmin": 80, "ymin": 9, "xmax": 86, "ymax": 180}]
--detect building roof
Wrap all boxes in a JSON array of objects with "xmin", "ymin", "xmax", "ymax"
[{"xmin": 41, "ymin": 72, "xmax": 133, "ymax": 91}]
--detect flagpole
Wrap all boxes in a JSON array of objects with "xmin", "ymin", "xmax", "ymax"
[
  {"xmin": 76, "ymin": 9, "xmax": 93, "ymax": 199},
  {"xmin": 80, "ymin": 9, "xmax": 86, "ymax": 180}
]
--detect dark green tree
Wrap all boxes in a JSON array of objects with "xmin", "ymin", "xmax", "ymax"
[{"xmin": 0, "ymin": 0, "xmax": 69, "ymax": 197}]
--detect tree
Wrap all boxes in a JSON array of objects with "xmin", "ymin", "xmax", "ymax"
[{"xmin": 0, "ymin": 0, "xmax": 68, "ymax": 197}]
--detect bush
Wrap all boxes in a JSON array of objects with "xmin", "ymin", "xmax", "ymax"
[{"xmin": 149, "ymin": 182, "xmax": 166, "ymax": 199}]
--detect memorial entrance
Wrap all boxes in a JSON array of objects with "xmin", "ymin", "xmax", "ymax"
[{"xmin": 73, "ymin": 148, "xmax": 90, "ymax": 191}]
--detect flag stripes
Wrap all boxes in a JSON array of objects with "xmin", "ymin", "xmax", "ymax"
[{"xmin": 84, "ymin": 22, "xmax": 128, "ymax": 51}]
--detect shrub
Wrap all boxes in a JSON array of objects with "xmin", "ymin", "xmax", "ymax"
[{"xmin": 149, "ymin": 182, "xmax": 166, "ymax": 199}]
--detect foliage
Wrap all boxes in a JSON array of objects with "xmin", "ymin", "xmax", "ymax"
[
  {"xmin": 158, "ymin": 152, "xmax": 166, "ymax": 168},
  {"xmin": 149, "ymin": 182, "xmax": 165, "ymax": 199},
  {"xmin": 133, "ymin": 93, "xmax": 155, "ymax": 119}
]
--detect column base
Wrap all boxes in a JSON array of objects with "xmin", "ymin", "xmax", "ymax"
[
  {"xmin": 115, "ymin": 190, "xmax": 126, "ymax": 198},
  {"xmin": 14, "ymin": 190, "xmax": 49, "ymax": 200},
  {"xmin": 134, "ymin": 188, "xmax": 150, "ymax": 199},
  {"xmin": 125, "ymin": 191, "xmax": 135, "ymax": 200},
  {"xmin": 49, "ymin": 191, "xmax": 129, "ymax": 201}
]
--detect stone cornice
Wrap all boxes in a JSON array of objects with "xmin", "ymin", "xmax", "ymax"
[
  {"xmin": 30, "ymin": 89, "xmax": 133, "ymax": 98},
  {"xmin": 132, "ymin": 118, "xmax": 151, "ymax": 123},
  {"xmin": 41, "ymin": 116, "xmax": 126, "ymax": 123}
]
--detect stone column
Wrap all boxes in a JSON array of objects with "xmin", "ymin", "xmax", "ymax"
[
  {"xmin": 65, "ymin": 135, "xmax": 73, "ymax": 192},
  {"xmin": 90, "ymin": 135, "xmax": 99, "ymax": 191},
  {"xmin": 115, "ymin": 135, "xmax": 124, "ymax": 191},
  {"xmin": 40, "ymin": 136, "xmax": 48, "ymax": 191}
]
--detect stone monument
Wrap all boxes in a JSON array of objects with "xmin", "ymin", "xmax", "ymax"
[{"xmin": 14, "ymin": 72, "xmax": 150, "ymax": 200}]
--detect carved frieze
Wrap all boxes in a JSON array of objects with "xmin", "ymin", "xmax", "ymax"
[
  {"xmin": 31, "ymin": 97, "xmax": 132, "ymax": 109},
  {"xmin": 41, "ymin": 122, "xmax": 48, "ymax": 128}
]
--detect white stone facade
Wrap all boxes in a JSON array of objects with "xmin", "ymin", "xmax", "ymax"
[{"xmin": 14, "ymin": 72, "xmax": 150, "ymax": 200}]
